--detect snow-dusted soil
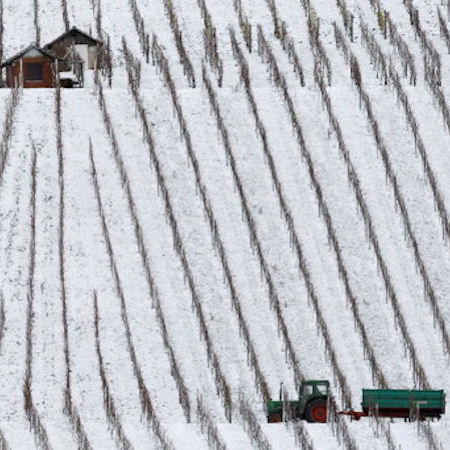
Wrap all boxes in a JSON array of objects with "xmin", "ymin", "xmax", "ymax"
[{"xmin": 0, "ymin": 0, "xmax": 450, "ymax": 448}]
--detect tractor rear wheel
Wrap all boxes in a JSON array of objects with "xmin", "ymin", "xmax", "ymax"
[
  {"xmin": 305, "ymin": 399, "xmax": 327, "ymax": 423},
  {"xmin": 267, "ymin": 412, "xmax": 282, "ymax": 423}
]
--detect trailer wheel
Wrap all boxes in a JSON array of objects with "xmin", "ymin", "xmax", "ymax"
[
  {"xmin": 268, "ymin": 413, "xmax": 282, "ymax": 423},
  {"xmin": 305, "ymin": 399, "xmax": 327, "ymax": 423}
]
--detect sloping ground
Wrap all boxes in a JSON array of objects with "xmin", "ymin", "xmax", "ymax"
[{"xmin": 0, "ymin": 0, "xmax": 450, "ymax": 448}]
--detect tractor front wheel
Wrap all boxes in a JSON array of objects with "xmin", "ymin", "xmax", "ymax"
[
  {"xmin": 267, "ymin": 412, "xmax": 282, "ymax": 423},
  {"xmin": 305, "ymin": 399, "xmax": 327, "ymax": 423}
]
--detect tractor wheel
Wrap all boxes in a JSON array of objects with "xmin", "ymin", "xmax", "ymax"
[
  {"xmin": 305, "ymin": 399, "xmax": 327, "ymax": 423},
  {"xmin": 267, "ymin": 412, "xmax": 282, "ymax": 423}
]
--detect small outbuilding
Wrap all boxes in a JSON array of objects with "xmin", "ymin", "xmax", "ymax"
[
  {"xmin": 44, "ymin": 27, "xmax": 102, "ymax": 72},
  {"xmin": 1, "ymin": 45, "xmax": 57, "ymax": 88}
]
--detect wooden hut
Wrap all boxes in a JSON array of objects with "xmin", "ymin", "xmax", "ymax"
[
  {"xmin": 1, "ymin": 45, "xmax": 57, "ymax": 88},
  {"xmin": 44, "ymin": 27, "xmax": 102, "ymax": 72}
]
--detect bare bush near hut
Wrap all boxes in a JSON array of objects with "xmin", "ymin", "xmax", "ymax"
[
  {"xmin": 197, "ymin": 0, "xmax": 223, "ymax": 86},
  {"xmin": 0, "ymin": 87, "xmax": 21, "ymax": 186},
  {"xmin": 93, "ymin": 291, "xmax": 133, "ymax": 450},
  {"xmin": 123, "ymin": 38, "xmax": 233, "ymax": 421},
  {"xmin": 196, "ymin": 396, "xmax": 226, "ymax": 450},
  {"xmin": 160, "ymin": 0, "xmax": 196, "ymax": 87},
  {"xmin": 90, "ymin": 0, "xmax": 113, "ymax": 87},
  {"xmin": 90, "ymin": 147, "xmax": 175, "ymax": 450},
  {"xmin": 23, "ymin": 144, "xmax": 52, "ymax": 450},
  {"xmin": 55, "ymin": 87, "xmax": 92, "ymax": 450},
  {"xmin": 60, "ymin": 0, "xmax": 70, "ymax": 31},
  {"xmin": 148, "ymin": 37, "xmax": 270, "ymax": 402},
  {"xmin": 33, "ymin": 0, "xmax": 41, "ymax": 45},
  {"xmin": 202, "ymin": 67, "xmax": 305, "ymax": 391},
  {"xmin": 231, "ymin": 28, "xmax": 353, "ymax": 408},
  {"xmin": 232, "ymin": 0, "xmax": 252, "ymax": 52},
  {"xmin": 127, "ymin": 0, "xmax": 150, "ymax": 61},
  {"xmin": 92, "ymin": 75, "xmax": 191, "ymax": 422}
]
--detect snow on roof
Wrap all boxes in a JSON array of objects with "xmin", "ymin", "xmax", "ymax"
[
  {"xmin": 44, "ymin": 27, "xmax": 102, "ymax": 49},
  {"xmin": 0, "ymin": 45, "xmax": 56, "ymax": 67}
]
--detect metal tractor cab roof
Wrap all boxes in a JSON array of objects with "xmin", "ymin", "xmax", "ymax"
[{"xmin": 300, "ymin": 380, "xmax": 330, "ymax": 397}]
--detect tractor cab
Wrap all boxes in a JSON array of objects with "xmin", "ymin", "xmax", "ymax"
[{"xmin": 267, "ymin": 380, "xmax": 329, "ymax": 423}]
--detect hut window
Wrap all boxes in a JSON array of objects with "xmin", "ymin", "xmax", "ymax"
[{"xmin": 25, "ymin": 63, "xmax": 44, "ymax": 81}]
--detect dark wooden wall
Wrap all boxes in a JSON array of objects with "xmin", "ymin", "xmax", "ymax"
[{"xmin": 6, "ymin": 56, "xmax": 55, "ymax": 88}]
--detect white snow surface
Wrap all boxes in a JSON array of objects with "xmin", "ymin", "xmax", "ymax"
[{"xmin": 0, "ymin": 0, "xmax": 450, "ymax": 448}]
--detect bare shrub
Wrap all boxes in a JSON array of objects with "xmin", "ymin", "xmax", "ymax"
[
  {"xmin": 438, "ymin": 8, "xmax": 450, "ymax": 53},
  {"xmin": 0, "ymin": 87, "xmax": 21, "ymax": 186},
  {"xmin": 233, "ymin": 0, "xmax": 252, "ymax": 52},
  {"xmin": 23, "ymin": 143, "xmax": 52, "ymax": 450},
  {"xmin": 197, "ymin": 0, "xmax": 223, "ymax": 86},
  {"xmin": 238, "ymin": 393, "xmax": 272, "ymax": 450},
  {"xmin": 33, "ymin": 0, "xmax": 40, "ymax": 45},
  {"xmin": 161, "ymin": 0, "xmax": 196, "ymax": 87},
  {"xmin": 93, "ymin": 291, "xmax": 133, "ymax": 449},
  {"xmin": 127, "ymin": 0, "xmax": 150, "ymax": 61},
  {"xmin": 196, "ymin": 395, "xmax": 226, "ymax": 450},
  {"xmin": 60, "ymin": 0, "xmax": 70, "ymax": 31}
]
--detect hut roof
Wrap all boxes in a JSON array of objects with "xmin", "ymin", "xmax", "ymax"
[
  {"xmin": 1, "ymin": 45, "xmax": 56, "ymax": 68},
  {"xmin": 44, "ymin": 27, "xmax": 102, "ymax": 49}
]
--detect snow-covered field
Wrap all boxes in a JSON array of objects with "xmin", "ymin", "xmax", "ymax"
[{"xmin": 0, "ymin": 0, "xmax": 450, "ymax": 448}]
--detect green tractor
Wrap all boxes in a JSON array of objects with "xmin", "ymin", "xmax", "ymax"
[{"xmin": 267, "ymin": 380, "xmax": 329, "ymax": 423}]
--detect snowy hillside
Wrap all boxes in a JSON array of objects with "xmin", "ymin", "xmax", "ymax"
[{"xmin": 0, "ymin": 0, "xmax": 450, "ymax": 448}]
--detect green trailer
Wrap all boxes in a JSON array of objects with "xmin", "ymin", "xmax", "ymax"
[{"xmin": 341, "ymin": 389, "xmax": 446, "ymax": 421}]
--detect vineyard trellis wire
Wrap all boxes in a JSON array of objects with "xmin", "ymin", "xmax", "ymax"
[
  {"xmin": 231, "ymin": 27, "xmax": 353, "ymax": 410},
  {"xmin": 90, "ymin": 145, "xmax": 175, "ymax": 450},
  {"xmin": 121, "ymin": 38, "xmax": 234, "ymax": 423},
  {"xmin": 333, "ymin": 24, "xmax": 443, "ymax": 450},
  {"xmin": 148, "ymin": 36, "xmax": 271, "ymax": 403},
  {"xmin": 23, "ymin": 143, "xmax": 52, "ymax": 450},
  {"xmin": 92, "ymin": 73, "xmax": 191, "ymax": 423},
  {"xmin": 205, "ymin": 29, "xmax": 358, "ymax": 450},
  {"xmin": 92, "ymin": 290, "xmax": 133, "ymax": 450},
  {"xmin": 359, "ymin": 20, "xmax": 450, "ymax": 248},
  {"xmin": 256, "ymin": 24, "xmax": 389, "ymax": 391},
  {"xmin": 55, "ymin": 86, "xmax": 92, "ymax": 450},
  {"xmin": 254, "ymin": 25, "xmax": 406, "ymax": 450},
  {"xmin": 337, "ymin": 22, "xmax": 450, "ymax": 363}
]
